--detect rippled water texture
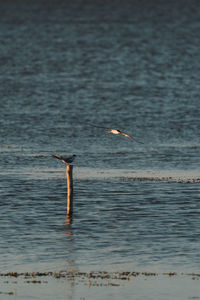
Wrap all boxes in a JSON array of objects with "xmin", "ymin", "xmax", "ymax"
[{"xmin": 0, "ymin": 0, "xmax": 200, "ymax": 285}]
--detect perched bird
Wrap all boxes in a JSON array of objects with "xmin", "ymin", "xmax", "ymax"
[
  {"xmin": 52, "ymin": 154, "xmax": 76, "ymax": 164},
  {"xmin": 87, "ymin": 123, "xmax": 143, "ymax": 144}
]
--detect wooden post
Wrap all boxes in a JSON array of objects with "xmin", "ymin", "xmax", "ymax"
[{"xmin": 66, "ymin": 164, "xmax": 73, "ymax": 215}]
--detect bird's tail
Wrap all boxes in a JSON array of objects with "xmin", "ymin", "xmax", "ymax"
[{"xmin": 52, "ymin": 154, "xmax": 62, "ymax": 160}]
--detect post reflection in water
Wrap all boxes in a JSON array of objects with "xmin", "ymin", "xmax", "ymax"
[
  {"xmin": 63, "ymin": 215, "xmax": 77, "ymax": 300},
  {"xmin": 65, "ymin": 214, "xmax": 73, "ymax": 225}
]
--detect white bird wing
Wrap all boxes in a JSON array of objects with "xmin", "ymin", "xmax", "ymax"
[
  {"xmin": 120, "ymin": 131, "xmax": 136, "ymax": 140},
  {"xmin": 86, "ymin": 123, "xmax": 143, "ymax": 144},
  {"xmin": 120, "ymin": 131, "xmax": 144, "ymax": 143}
]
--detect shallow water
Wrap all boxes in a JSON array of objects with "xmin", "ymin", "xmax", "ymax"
[{"xmin": 0, "ymin": 0, "xmax": 200, "ymax": 298}]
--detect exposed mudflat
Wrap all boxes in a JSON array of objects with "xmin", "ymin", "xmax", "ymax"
[{"xmin": 0, "ymin": 270, "xmax": 200, "ymax": 299}]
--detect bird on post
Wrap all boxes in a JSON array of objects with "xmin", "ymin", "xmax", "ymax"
[
  {"xmin": 52, "ymin": 154, "xmax": 76, "ymax": 164},
  {"xmin": 87, "ymin": 123, "xmax": 143, "ymax": 144}
]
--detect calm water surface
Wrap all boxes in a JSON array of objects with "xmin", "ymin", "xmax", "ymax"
[{"xmin": 0, "ymin": 0, "xmax": 200, "ymax": 281}]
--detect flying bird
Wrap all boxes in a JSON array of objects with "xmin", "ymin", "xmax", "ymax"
[
  {"xmin": 87, "ymin": 123, "xmax": 143, "ymax": 143},
  {"xmin": 52, "ymin": 154, "xmax": 76, "ymax": 164}
]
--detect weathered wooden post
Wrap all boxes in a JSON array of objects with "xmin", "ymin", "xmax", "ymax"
[
  {"xmin": 66, "ymin": 164, "xmax": 73, "ymax": 216},
  {"xmin": 52, "ymin": 154, "xmax": 76, "ymax": 217}
]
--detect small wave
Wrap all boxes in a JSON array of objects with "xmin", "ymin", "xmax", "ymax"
[
  {"xmin": 0, "ymin": 144, "xmax": 24, "ymax": 152},
  {"xmin": 73, "ymin": 168, "xmax": 200, "ymax": 183},
  {"xmin": 0, "ymin": 167, "xmax": 199, "ymax": 183},
  {"xmin": 158, "ymin": 143, "xmax": 200, "ymax": 149},
  {"xmin": 27, "ymin": 154, "xmax": 52, "ymax": 158}
]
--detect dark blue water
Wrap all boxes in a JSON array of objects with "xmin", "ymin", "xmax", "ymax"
[{"xmin": 0, "ymin": 0, "xmax": 200, "ymax": 274}]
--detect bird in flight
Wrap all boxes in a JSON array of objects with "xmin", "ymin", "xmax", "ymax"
[
  {"xmin": 52, "ymin": 154, "xmax": 76, "ymax": 164},
  {"xmin": 87, "ymin": 123, "xmax": 143, "ymax": 143}
]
